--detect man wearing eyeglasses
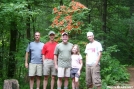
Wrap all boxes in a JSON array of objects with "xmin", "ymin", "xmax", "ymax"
[{"xmin": 25, "ymin": 32, "xmax": 44, "ymax": 89}]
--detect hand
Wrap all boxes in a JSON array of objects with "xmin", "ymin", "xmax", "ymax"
[
  {"xmin": 77, "ymin": 70, "xmax": 80, "ymax": 76},
  {"xmin": 25, "ymin": 62, "xmax": 28, "ymax": 68},
  {"xmin": 94, "ymin": 62, "xmax": 99, "ymax": 66},
  {"xmin": 55, "ymin": 65, "xmax": 58, "ymax": 70}
]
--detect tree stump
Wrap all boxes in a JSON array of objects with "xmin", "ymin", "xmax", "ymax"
[{"xmin": 3, "ymin": 79, "xmax": 19, "ymax": 89}]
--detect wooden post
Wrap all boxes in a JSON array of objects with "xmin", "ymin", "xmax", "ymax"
[{"xmin": 3, "ymin": 79, "xmax": 19, "ymax": 89}]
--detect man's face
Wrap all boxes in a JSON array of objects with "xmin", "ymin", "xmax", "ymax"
[
  {"xmin": 62, "ymin": 35, "xmax": 68, "ymax": 43},
  {"xmin": 34, "ymin": 32, "xmax": 40, "ymax": 41},
  {"xmin": 49, "ymin": 34, "xmax": 55, "ymax": 41},
  {"xmin": 87, "ymin": 35, "xmax": 94, "ymax": 42}
]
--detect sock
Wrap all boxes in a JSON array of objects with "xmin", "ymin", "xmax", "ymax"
[
  {"xmin": 57, "ymin": 88, "xmax": 61, "ymax": 89},
  {"xmin": 76, "ymin": 87, "xmax": 79, "ymax": 89},
  {"xmin": 36, "ymin": 88, "xmax": 39, "ymax": 89},
  {"xmin": 64, "ymin": 87, "xmax": 68, "ymax": 89}
]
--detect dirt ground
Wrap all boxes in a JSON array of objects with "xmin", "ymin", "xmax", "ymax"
[
  {"xmin": 108, "ymin": 67, "xmax": 134, "ymax": 89},
  {"xmin": 127, "ymin": 67, "xmax": 134, "ymax": 89}
]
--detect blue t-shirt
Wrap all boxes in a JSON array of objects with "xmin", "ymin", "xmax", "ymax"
[{"xmin": 26, "ymin": 41, "xmax": 44, "ymax": 64}]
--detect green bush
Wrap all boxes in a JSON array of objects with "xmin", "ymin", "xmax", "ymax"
[{"xmin": 101, "ymin": 45, "xmax": 130, "ymax": 85}]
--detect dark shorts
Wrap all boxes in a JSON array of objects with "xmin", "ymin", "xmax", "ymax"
[{"xmin": 70, "ymin": 68, "xmax": 79, "ymax": 78}]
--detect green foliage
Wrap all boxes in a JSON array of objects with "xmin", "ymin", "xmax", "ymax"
[
  {"xmin": 101, "ymin": 45, "xmax": 130, "ymax": 85},
  {"xmin": 0, "ymin": 0, "xmax": 133, "ymax": 88}
]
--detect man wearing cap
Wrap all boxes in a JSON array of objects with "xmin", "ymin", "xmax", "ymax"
[
  {"xmin": 54, "ymin": 32, "xmax": 73, "ymax": 89},
  {"xmin": 42, "ymin": 31, "xmax": 57, "ymax": 89},
  {"xmin": 85, "ymin": 32, "xmax": 102, "ymax": 89}
]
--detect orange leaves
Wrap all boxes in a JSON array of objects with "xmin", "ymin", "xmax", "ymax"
[
  {"xmin": 53, "ymin": 7, "xmax": 58, "ymax": 14},
  {"xmin": 51, "ymin": 1, "xmax": 88, "ymax": 33},
  {"xmin": 70, "ymin": 1, "xmax": 87, "ymax": 10}
]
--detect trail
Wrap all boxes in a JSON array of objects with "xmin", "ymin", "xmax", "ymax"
[{"xmin": 127, "ymin": 67, "xmax": 134, "ymax": 88}]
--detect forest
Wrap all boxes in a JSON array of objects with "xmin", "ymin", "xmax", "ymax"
[{"xmin": 0, "ymin": 0, "xmax": 134, "ymax": 89}]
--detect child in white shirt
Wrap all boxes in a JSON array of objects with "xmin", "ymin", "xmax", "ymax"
[{"xmin": 70, "ymin": 44, "xmax": 83, "ymax": 89}]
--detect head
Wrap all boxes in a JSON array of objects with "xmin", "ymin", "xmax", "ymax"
[
  {"xmin": 87, "ymin": 32, "xmax": 94, "ymax": 42},
  {"xmin": 34, "ymin": 32, "xmax": 40, "ymax": 42},
  {"xmin": 61, "ymin": 32, "xmax": 69, "ymax": 44},
  {"xmin": 71, "ymin": 44, "xmax": 80, "ymax": 55},
  {"xmin": 48, "ymin": 31, "xmax": 55, "ymax": 41}
]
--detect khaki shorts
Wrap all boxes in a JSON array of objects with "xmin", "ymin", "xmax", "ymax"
[
  {"xmin": 86, "ymin": 64, "xmax": 101, "ymax": 87},
  {"xmin": 29, "ymin": 63, "xmax": 43, "ymax": 76},
  {"xmin": 58, "ymin": 67, "xmax": 71, "ymax": 77},
  {"xmin": 43, "ymin": 59, "xmax": 57, "ymax": 76}
]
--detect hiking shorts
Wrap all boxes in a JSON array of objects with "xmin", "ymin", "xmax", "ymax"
[
  {"xmin": 43, "ymin": 59, "xmax": 57, "ymax": 76},
  {"xmin": 86, "ymin": 64, "xmax": 101, "ymax": 87},
  {"xmin": 29, "ymin": 63, "xmax": 43, "ymax": 76},
  {"xmin": 58, "ymin": 67, "xmax": 71, "ymax": 77}
]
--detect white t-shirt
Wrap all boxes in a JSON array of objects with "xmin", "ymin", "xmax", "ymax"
[
  {"xmin": 85, "ymin": 40, "xmax": 102, "ymax": 65},
  {"xmin": 71, "ymin": 54, "xmax": 82, "ymax": 68}
]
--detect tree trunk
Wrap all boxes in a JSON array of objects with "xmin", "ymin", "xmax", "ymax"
[
  {"xmin": 3, "ymin": 79, "xmax": 19, "ymax": 89},
  {"xmin": 0, "ymin": 30, "xmax": 4, "ymax": 78},
  {"xmin": 102, "ymin": 0, "xmax": 107, "ymax": 33},
  {"xmin": 26, "ymin": 1, "xmax": 31, "ymax": 40},
  {"xmin": 7, "ymin": 21, "xmax": 17, "ymax": 78},
  {"xmin": 85, "ymin": 0, "xmax": 91, "ymax": 23},
  {"xmin": 60, "ymin": 0, "xmax": 63, "ymax": 5}
]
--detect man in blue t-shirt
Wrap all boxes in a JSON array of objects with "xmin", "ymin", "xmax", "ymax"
[{"xmin": 25, "ymin": 32, "xmax": 44, "ymax": 89}]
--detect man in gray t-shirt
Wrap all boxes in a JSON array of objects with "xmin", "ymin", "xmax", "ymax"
[
  {"xmin": 54, "ymin": 32, "xmax": 73, "ymax": 89},
  {"xmin": 25, "ymin": 32, "xmax": 44, "ymax": 89}
]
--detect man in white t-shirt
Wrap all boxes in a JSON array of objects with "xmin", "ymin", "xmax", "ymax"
[{"xmin": 85, "ymin": 32, "xmax": 102, "ymax": 89}]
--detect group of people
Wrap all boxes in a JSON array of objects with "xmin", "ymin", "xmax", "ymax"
[{"xmin": 25, "ymin": 31, "xmax": 102, "ymax": 89}]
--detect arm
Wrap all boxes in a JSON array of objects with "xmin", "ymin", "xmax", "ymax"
[
  {"xmin": 42, "ymin": 44, "xmax": 46, "ymax": 62},
  {"xmin": 86, "ymin": 54, "xmax": 88, "ymax": 64},
  {"xmin": 77, "ymin": 59, "xmax": 83, "ymax": 75},
  {"xmin": 95, "ymin": 51, "xmax": 102, "ymax": 66},
  {"xmin": 25, "ymin": 52, "xmax": 29, "ymax": 68},
  {"xmin": 54, "ymin": 54, "xmax": 58, "ymax": 70},
  {"xmin": 79, "ymin": 60, "xmax": 83, "ymax": 71},
  {"xmin": 42, "ymin": 55, "xmax": 45, "ymax": 62},
  {"xmin": 77, "ymin": 55, "xmax": 83, "ymax": 75}
]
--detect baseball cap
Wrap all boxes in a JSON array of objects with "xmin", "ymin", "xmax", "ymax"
[
  {"xmin": 62, "ymin": 32, "xmax": 68, "ymax": 36},
  {"xmin": 87, "ymin": 32, "xmax": 94, "ymax": 37},
  {"xmin": 48, "ymin": 31, "xmax": 55, "ymax": 35}
]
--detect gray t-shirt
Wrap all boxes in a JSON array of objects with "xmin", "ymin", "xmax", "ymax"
[
  {"xmin": 54, "ymin": 42, "xmax": 73, "ymax": 68},
  {"xmin": 26, "ymin": 41, "xmax": 44, "ymax": 64}
]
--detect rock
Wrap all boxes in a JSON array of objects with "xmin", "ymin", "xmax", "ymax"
[{"xmin": 3, "ymin": 79, "xmax": 19, "ymax": 89}]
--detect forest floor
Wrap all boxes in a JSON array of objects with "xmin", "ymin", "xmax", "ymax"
[
  {"xmin": 127, "ymin": 67, "xmax": 134, "ymax": 89},
  {"xmin": 107, "ymin": 67, "xmax": 134, "ymax": 89}
]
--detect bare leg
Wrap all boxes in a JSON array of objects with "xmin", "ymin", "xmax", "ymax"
[
  {"xmin": 72, "ymin": 78, "xmax": 75, "ymax": 89},
  {"xmin": 51, "ymin": 75, "xmax": 55, "ymax": 89},
  {"xmin": 36, "ymin": 76, "xmax": 41, "ymax": 89},
  {"xmin": 30, "ymin": 76, "xmax": 34, "ymax": 89},
  {"xmin": 64, "ymin": 77, "xmax": 69, "ymax": 88},
  {"xmin": 75, "ymin": 77, "xmax": 79, "ymax": 89},
  {"xmin": 97, "ymin": 86, "xmax": 101, "ymax": 89},
  {"xmin": 43, "ymin": 76, "xmax": 48, "ymax": 89},
  {"xmin": 57, "ymin": 77, "xmax": 62, "ymax": 89}
]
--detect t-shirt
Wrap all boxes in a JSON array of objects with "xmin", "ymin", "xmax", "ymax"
[
  {"xmin": 54, "ymin": 42, "xmax": 73, "ymax": 68},
  {"xmin": 71, "ymin": 54, "xmax": 82, "ymax": 68},
  {"xmin": 85, "ymin": 40, "xmax": 102, "ymax": 65},
  {"xmin": 26, "ymin": 41, "xmax": 44, "ymax": 64},
  {"xmin": 42, "ymin": 41, "xmax": 57, "ymax": 59}
]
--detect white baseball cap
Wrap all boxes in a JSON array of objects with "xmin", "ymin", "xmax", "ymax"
[
  {"xmin": 62, "ymin": 32, "xmax": 68, "ymax": 36},
  {"xmin": 87, "ymin": 32, "xmax": 94, "ymax": 37},
  {"xmin": 48, "ymin": 31, "xmax": 55, "ymax": 35}
]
